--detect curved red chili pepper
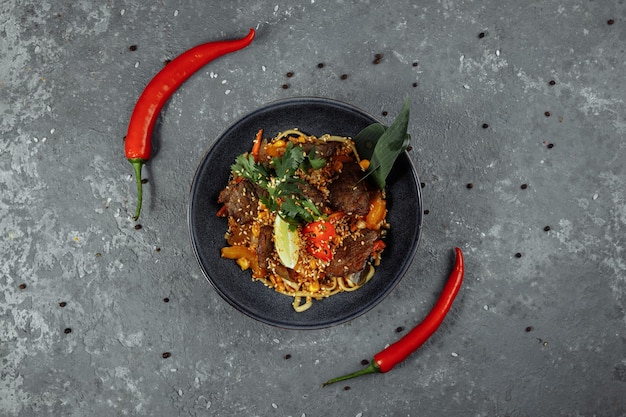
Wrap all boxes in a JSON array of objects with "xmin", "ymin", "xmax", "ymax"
[
  {"xmin": 125, "ymin": 28, "xmax": 256, "ymax": 220},
  {"xmin": 322, "ymin": 247, "xmax": 464, "ymax": 386}
]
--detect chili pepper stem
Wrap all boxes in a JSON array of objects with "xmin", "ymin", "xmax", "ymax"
[
  {"xmin": 129, "ymin": 159, "xmax": 144, "ymax": 220},
  {"xmin": 322, "ymin": 361, "xmax": 380, "ymax": 387}
]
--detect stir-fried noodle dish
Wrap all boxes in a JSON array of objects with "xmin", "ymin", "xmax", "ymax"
[{"xmin": 217, "ymin": 129, "xmax": 389, "ymax": 312}]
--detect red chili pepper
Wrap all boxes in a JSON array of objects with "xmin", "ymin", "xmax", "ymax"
[
  {"xmin": 125, "ymin": 28, "xmax": 256, "ymax": 220},
  {"xmin": 303, "ymin": 220, "xmax": 336, "ymax": 261},
  {"xmin": 322, "ymin": 247, "xmax": 464, "ymax": 387}
]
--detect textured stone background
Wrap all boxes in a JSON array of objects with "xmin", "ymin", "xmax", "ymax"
[{"xmin": 1, "ymin": 1, "xmax": 625, "ymax": 416}]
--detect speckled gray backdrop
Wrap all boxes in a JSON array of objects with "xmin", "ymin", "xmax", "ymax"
[{"xmin": 1, "ymin": 0, "xmax": 625, "ymax": 416}]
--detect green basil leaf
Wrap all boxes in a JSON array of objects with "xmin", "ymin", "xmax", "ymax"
[
  {"xmin": 365, "ymin": 97, "xmax": 411, "ymax": 189},
  {"xmin": 354, "ymin": 123, "xmax": 386, "ymax": 161}
]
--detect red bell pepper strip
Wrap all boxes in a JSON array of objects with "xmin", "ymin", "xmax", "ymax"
[
  {"xmin": 322, "ymin": 247, "xmax": 464, "ymax": 386},
  {"xmin": 125, "ymin": 28, "xmax": 256, "ymax": 220},
  {"xmin": 302, "ymin": 220, "xmax": 336, "ymax": 261}
]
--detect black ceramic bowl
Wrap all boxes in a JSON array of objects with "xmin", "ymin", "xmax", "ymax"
[{"xmin": 188, "ymin": 97, "xmax": 422, "ymax": 329}]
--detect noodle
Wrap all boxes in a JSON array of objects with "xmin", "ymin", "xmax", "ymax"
[{"xmin": 218, "ymin": 129, "xmax": 389, "ymax": 312}]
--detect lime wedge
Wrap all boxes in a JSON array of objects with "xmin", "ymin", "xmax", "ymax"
[{"xmin": 274, "ymin": 215, "xmax": 300, "ymax": 269}]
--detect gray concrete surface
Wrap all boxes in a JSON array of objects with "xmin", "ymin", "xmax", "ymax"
[{"xmin": 2, "ymin": 1, "xmax": 625, "ymax": 416}]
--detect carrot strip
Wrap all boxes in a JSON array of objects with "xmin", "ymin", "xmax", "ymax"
[
  {"xmin": 251, "ymin": 129, "xmax": 263, "ymax": 162},
  {"xmin": 216, "ymin": 204, "xmax": 228, "ymax": 217}
]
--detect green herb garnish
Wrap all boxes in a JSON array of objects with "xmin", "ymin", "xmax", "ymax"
[
  {"xmin": 231, "ymin": 142, "xmax": 326, "ymax": 226},
  {"xmin": 354, "ymin": 97, "xmax": 411, "ymax": 189}
]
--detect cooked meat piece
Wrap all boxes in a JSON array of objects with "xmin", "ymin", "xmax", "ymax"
[
  {"xmin": 301, "ymin": 142, "xmax": 340, "ymax": 159},
  {"xmin": 326, "ymin": 229, "xmax": 379, "ymax": 276},
  {"xmin": 217, "ymin": 179, "xmax": 259, "ymax": 224},
  {"xmin": 327, "ymin": 162, "xmax": 371, "ymax": 216},
  {"xmin": 257, "ymin": 225, "xmax": 273, "ymax": 269},
  {"xmin": 297, "ymin": 182, "xmax": 325, "ymax": 207}
]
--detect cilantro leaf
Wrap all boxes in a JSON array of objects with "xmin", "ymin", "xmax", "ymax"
[
  {"xmin": 301, "ymin": 147, "xmax": 327, "ymax": 171},
  {"xmin": 273, "ymin": 142, "xmax": 304, "ymax": 179}
]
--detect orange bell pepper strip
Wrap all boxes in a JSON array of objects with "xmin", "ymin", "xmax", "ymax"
[{"xmin": 365, "ymin": 191, "xmax": 386, "ymax": 230}]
